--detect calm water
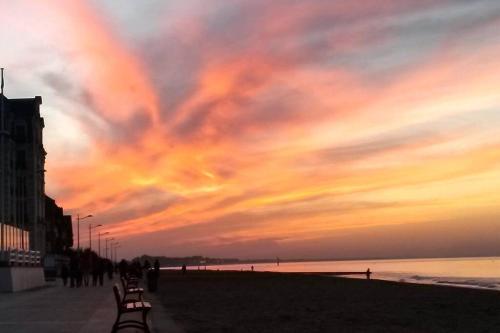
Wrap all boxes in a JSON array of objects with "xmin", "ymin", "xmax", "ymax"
[{"xmin": 186, "ymin": 257, "xmax": 500, "ymax": 290}]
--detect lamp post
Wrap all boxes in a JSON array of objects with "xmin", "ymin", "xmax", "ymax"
[
  {"xmin": 111, "ymin": 242, "xmax": 119, "ymax": 262},
  {"xmin": 76, "ymin": 214, "xmax": 92, "ymax": 249},
  {"xmin": 98, "ymin": 231, "xmax": 109, "ymax": 257},
  {"xmin": 114, "ymin": 245, "xmax": 121, "ymax": 263},
  {"xmin": 88, "ymin": 223, "xmax": 102, "ymax": 251},
  {"xmin": 105, "ymin": 237, "xmax": 114, "ymax": 260}
]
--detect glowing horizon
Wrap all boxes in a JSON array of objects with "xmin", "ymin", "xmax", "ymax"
[{"xmin": 2, "ymin": 0, "xmax": 500, "ymax": 259}]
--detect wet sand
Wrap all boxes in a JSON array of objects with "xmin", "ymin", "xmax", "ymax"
[{"xmin": 156, "ymin": 270, "xmax": 500, "ymax": 332}]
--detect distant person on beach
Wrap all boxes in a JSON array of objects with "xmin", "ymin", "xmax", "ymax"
[
  {"xmin": 154, "ymin": 259, "xmax": 160, "ymax": 272},
  {"xmin": 182, "ymin": 264, "xmax": 187, "ymax": 275},
  {"xmin": 251, "ymin": 266, "xmax": 254, "ymax": 272},
  {"xmin": 154, "ymin": 259, "xmax": 160, "ymax": 278},
  {"xmin": 143, "ymin": 259, "xmax": 151, "ymax": 271},
  {"xmin": 61, "ymin": 263, "xmax": 69, "ymax": 286}
]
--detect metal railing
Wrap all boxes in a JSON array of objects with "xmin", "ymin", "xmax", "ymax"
[{"xmin": 0, "ymin": 249, "xmax": 41, "ymax": 266}]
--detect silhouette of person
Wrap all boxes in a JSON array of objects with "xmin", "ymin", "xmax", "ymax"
[
  {"xmin": 81, "ymin": 251, "xmax": 91, "ymax": 287},
  {"xmin": 69, "ymin": 254, "xmax": 78, "ymax": 288},
  {"xmin": 153, "ymin": 259, "xmax": 160, "ymax": 279},
  {"xmin": 61, "ymin": 263, "xmax": 69, "ymax": 286},
  {"xmin": 107, "ymin": 260, "xmax": 114, "ymax": 280},
  {"xmin": 75, "ymin": 255, "xmax": 83, "ymax": 288},
  {"xmin": 97, "ymin": 258, "xmax": 104, "ymax": 286},
  {"xmin": 118, "ymin": 259, "xmax": 128, "ymax": 278},
  {"xmin": 143, "ymin": 259, "xmax": 151, "ymax": 271},
  {"xmin": 181, "ymin": 264, "xmax": 187, "ymax": 275},
  {"xmin": 92, "ymin": 262, "xmax": 99, "ymax": 287},
  {"xmin": 154, "ymin": 259, "xmax": 160, "ymax": 272},
  {"xmin": 69, "ymin": 255, "xmax": 78, "ymax": 288}
]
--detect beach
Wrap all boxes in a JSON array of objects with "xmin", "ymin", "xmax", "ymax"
[{"xmin": 156, "ymin": 270, "xmax": 500, "ymax": 332}]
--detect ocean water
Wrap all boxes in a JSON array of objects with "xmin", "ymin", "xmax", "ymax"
[{"xmin": 189, "ymin": 257, "xmax": 500, "ymax": 291}]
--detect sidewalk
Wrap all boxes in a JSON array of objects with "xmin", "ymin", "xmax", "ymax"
[{"xmin": 0, "ymin": 278, "xmax": 184, "ymax": 333}]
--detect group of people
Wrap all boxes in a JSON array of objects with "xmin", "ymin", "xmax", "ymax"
[
  {"xmin": 59, "ymin": 250, "xmax": 161, "ymax": 290},
  {"xmin": 60, "ymin": 249, "xmax": 115, "ymax": 288}
]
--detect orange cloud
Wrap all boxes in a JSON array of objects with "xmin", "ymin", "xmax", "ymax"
[{"xmin": 15, "ymin": 0, "xmax": 499, "ymax": 258}]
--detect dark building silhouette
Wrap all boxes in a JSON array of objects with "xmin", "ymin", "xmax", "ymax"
[
  {"xmin": 0, "ymin": 95, "xmax": 46, "ymax": 254},
  {"xmin": 45, "ymin": 195, "xmax": 73, "ymax": 254}
]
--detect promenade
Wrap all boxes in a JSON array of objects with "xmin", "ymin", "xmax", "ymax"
[{"xmin": 0, "ymin": 279, "xmax": 184, "ymax": 333}]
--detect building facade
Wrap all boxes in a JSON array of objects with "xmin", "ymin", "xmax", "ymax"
[
  {"xmin": 45, "ymin": 195, "xmax": 73, "ymax": 254},
  {"xmin": 0, "ymin": 95, "xmax": 46, "ymax": 255}
]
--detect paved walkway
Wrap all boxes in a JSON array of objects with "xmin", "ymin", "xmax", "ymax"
[{"xmin": 0, "ymin": 278, "xmax": 184, "ymax": 333}]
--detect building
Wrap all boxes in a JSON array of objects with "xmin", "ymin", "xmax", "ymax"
[
  {"xmin": 45, "ymin": 195, "xmax": 73, "ymax": 254},
  {"xmin": 0, "ymin": 95, "xmax": 46, "ymax": 255}
]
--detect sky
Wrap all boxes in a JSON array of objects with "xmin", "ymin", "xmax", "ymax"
[{"xmin": 2, "ymin": 0, "xmax": 500, "ymax": 260}]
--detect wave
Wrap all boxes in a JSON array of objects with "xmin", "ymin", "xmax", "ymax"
[{"xmin": 376, "ymin": 273, "xmax": 500, "ymax": 290}]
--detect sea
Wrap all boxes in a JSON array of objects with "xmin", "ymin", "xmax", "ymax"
[{"xmin": 185, "ymin": 256, "xmax": 500, "ymax": 291}]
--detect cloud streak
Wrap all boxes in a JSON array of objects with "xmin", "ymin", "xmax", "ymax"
[{"xmin": 3, "ymin": 0, "xmax": 500, "ymax": 259}]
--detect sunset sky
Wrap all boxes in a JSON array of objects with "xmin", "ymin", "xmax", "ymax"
[{"xmin": 2, "ymin": 0, "xmax": 500, "ymax": 259}]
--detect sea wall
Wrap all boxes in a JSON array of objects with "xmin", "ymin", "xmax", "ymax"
[{"xmin": 0, "ymin": 267, "xmax": 45, "ymax": 292}]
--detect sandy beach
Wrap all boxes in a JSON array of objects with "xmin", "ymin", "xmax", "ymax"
[{"xmin": 156, "ymin": 270, "xmax": 500, "ymax": 332}]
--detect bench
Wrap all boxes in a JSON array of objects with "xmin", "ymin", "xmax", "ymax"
[
  {"xmin": 112, "ymin": 284, "xmax": 151, "ymax": 332},
  {"xmin": 125, "ymin": 274, "xmax": 139, "ymax": 287},
  {"xmin": 120, "ymin": 277, "xmax": 144, "ymax": 302}
]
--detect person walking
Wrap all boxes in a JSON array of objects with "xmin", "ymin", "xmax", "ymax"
[
  {"xmin": 118, "ymin": 259, "xmax": 128, "ymax": 278},
  {"xmin": 92, "ymin": 263, "xmax": 99, "ymax": 286},
  {"xmin": 76, "ymin": 255, "xmax": 83, "ymax": 287},
  {"xmin": 81, "ymin": 251, "xmax": 91, "ymax": 287},
  {"xmin": 69, "ymin": 255, "xmax": 78, "ymax": 288},
  {"xmin": 98, "ymin": 258, "xmax": 105, "ymax": 286},
  {"xmin": 61, "ymin": 263, "xmax": 69, "ymax": 286},
  {"xmin": 107, "ymin": 260, "xmax": 114, "ymax": 280}
]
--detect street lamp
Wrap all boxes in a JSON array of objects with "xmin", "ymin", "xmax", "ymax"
[
  {"xmin": 88, "ymin": 224, "xmax": 102, "ymax": 251},
  {"xmin": 98, "ymin": 231, "xmax": 109, "ymax": 257},
  {"xmin": 111, "ymin": 242, "xmax": 119, "ymax": 262},
  {"xmin": 105, "ymin": 237, "xmax": 114, "ymax": 259},
  {"xmin": 76, "ymin": 214, "xmax": 93, "ymax": 249},
  {"xmin": 114, "ymin": 245, "xmax": 121, "ymax": 263}
]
